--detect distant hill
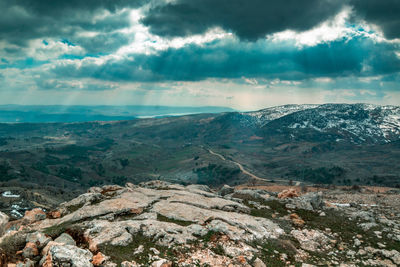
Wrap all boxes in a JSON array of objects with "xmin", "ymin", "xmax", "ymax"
[{"xmin": 0, "ymin": 105, "xmax": 235, "ymax": 123}]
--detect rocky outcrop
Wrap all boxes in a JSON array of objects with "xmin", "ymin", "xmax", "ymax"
[
  {"xmin": 0, "ymin": 182, "xmax": 399, "ymax": 266},
  {"xmin": 0, "ymin": 212, "xmax": 9, "ymax": 237}
]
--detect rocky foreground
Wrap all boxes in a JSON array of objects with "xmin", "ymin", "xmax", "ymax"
[{"xmin": 0, "ymin": 181, "xmax": 399, "ymax": 267}]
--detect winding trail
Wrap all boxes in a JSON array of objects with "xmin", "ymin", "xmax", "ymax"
[{"xmin": 206, "ymin": 148, "xmax": 301, "ymax": 185}]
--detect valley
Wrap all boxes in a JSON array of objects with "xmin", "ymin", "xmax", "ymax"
[{"xmin": 0, "ymin": 104, "xmax": 399, "ymax": 219}]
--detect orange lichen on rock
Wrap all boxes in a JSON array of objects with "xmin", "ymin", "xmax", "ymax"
[
  {"xmin": 278, "ymin": 188, "xmax": 300, "ymax": 199},
  {"xmin": 290, "ymin": 213, "xmax": 305, "ymax": 227},
  {"xmin": 23, "ymin": 208, "xmax": 46, "ymax": 223},
  {"xmin": 92, "ymin": 252, "xmax": 106, "ymax": 266}
]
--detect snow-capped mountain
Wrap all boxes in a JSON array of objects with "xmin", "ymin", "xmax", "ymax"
[
  {"xmin": 242, "ymin": 104, "xmax": 400, "ymax": 143},
  {"xmin": 243, "ymin": 104, "xmax": 320, "ymax": 127}
]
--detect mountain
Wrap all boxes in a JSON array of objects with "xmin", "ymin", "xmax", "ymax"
[
  {"xmin": 0, "ymin": 104, "xmax": 399, "ymax": 219},
  {"xmin": 237, "ymin": 103, "xmax": 400, "ymax": 144}
]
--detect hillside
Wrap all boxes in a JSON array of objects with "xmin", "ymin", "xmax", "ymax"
[{"xmin": 0, "ymin": 104, "xmax": 399, "ymax": 219}]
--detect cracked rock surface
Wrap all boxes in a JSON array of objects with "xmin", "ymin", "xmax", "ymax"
[{"xmin": 1, "ymin": 180, "xmax": 399, "ymax": 266}]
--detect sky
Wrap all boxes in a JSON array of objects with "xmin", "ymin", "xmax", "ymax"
[{"xmin": 0, "ymin": 0, "xmax": 400, "ymax": 111}]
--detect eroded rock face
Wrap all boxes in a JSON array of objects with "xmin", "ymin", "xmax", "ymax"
[
  {"xmin": 1, "ymin": 181, "xmax": 399, "ymax": 266},
  {"xmin": 152, "ymin": 201, "xmax": 282, "ymax": 240}
]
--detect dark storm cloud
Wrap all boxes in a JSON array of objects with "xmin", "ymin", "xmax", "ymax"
[
  {"xmin": 350, "ymin": 0, "xmax": 400, "ymax": 39},
  {"xmin": 35, "ymin": 78, "xmax": 116, "ymax": 91},
  {"xmin": 142, "ymin": 0, "xmax": 344, "ymax": 40},
  {"xmin": 0, "ymin": 0, "xmax": 145, "ymax": 52},
  {"xmin": 50, "ymin": 36, "xmax": 400, "ymax": 83},
  {"xmin": 71, "ymin": 30, "xmax": 131, "ymax": 55}
]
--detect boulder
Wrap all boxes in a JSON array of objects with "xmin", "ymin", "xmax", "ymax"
[
  {"xmin": 291, "ymin": 192, "xmax": 324, "ymax": 211},
  {"xmin": 22, "ymin": 242, "xmax": 39, "ymax": 259},
  {"xmin": 219, "ymin": 184, "xmax": 234, "ymax": 196},
  {"xmin": 233, "ymin": 189, "xmax": 264, "ymax": 200},
  {"xmin": 23, "ymin": 208, "xmax": 46, "ymax": 223},
  {"xmin": 48, "ymin": 210, "xmax": 61, "ymax": 219},
  {"xmin": 48, "ymin": 245, "xmax": 93, "ymax": 267},
  {"xmin": 0, "ymin": 212, "xmax": 9, "ymax": 236},
  {"xmin": 54, "ymin": 233, "xmax": 76, "ymax": 246},
  {"xmin": 92, "ymin": 252, "xmax": 106, "ymax": 266},
  {"xmin": 186, "ymin": 184, "xmax": 212, "ymax": 193},
  {"xmin": 16, "ymin": 259, "xmax": 35, "ymax": 267},
  {"xmin": 290, "ymin": 213, "xmax": 305, "ymax": 227},
  {"xmin": 152, "ymin": 259, "xmax": 171, "ymax": 267},
  {"xmin": 278, "ymin": 189, "xmax": 299, "ymax": 199},
  {"xmin": 121, "ymin": 261, "xmax": 139, "ymax": 267},
  {"xmin": 26, "ymin": 231, "xmax": 51, "ymax": 249},
  {"xmin": 253, "ymin": 258, "xmax": 266, "ymax": 267},
  {"xmin": 41, "ymin": 241, "xmax": 62, "ymax": 256},
  {"xmin": 291, "ymin": 229, "xmax": 331, "ymax": 252}
]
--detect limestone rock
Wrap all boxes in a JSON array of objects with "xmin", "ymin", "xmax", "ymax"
[
  {"xmin": 278, "ymin": 188, "xmax": 299, "ymax": 199},
  {"xmin": 121, "ymin": 261, "xmax": 139, "ymax": 267},
  {"xmin": 47, "ymin": 245, "xmax": 93, "ymax": 267},
  {"xmin": 291, "ymin": 192, "xmax": 324, "ymax": 211},
  {"xmin": 92, "ymin": 252, "xmax": 106, "ymax": 266},
  {"xmin": 291, "ymin": 229, "xmax": 331, "ymax": 252},
  {"xmin": 22, "ymin": 242, "xmax": 39, "ymax": 259},
  {"xmin": 219, "ymin": 184, "xmax": 234, "ymax": 196},
  {"xmin": 54, "ymin": 233, "xmax": 76, "ymax": 246},
  {"xmin": 186, "ymin": 184, "xmax": 211, "ymax": 193},
  {"xmin": 16, "ymin": 259, "xmax": 35, "ymax": 267},
  {"xmin": 290, "ymin": 213, "xmax": 305, "ymax": 227},
  {"xmin": 60, "ymin": 192, "xmax": 103, "ymax": 214},
  {"xmin": 23, "ymin": 208, "xmax": 46, "ymax": 223},
  {"xmin": 26, "ymin": 231, "xmax": 51, "ymax": 249},
  {"xmin": 0, "ymin": 212, "xmax": 9, "ymax": 237},
  {"xmin": 253, "ymin": 258, "xmax": 266, "ymax": 267}
]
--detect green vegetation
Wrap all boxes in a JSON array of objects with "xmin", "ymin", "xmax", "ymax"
[
  {"xmin": 0, "ymin": 231, "xmax": 26, "ymax": 262},
  {"xmin": 290, "ymin": 166, "xmax": 346, "ymax": 184},
  {"xmin": 43, "ymin": 221, "xmax": 78, "ymax": 238},
  {"xmin": 57, "ymin": 166, "xmax": 82, "ymax": 182},
  {"xmin": 31, "ymin": 161, "xmax": 49, "ymax": 174},
  {"xmin": 99, "ymin": 233, "xmax": 175, "ymax": 265},
  {"xmin": 195, "ymin": 163, "xmax": 240, "ymax": 186},
  {"xmin": 250, "ymin": 238, "xmax": 300, "ymax": 267},
  {"xmin": 95, "ymin": 138, "xmax": 115, "ymax": 150},
  {"xmin": 65, "ymin": 203, "xmax": 85, "ymax": 214},
  {"xmin": 110, "ymin": 176, "xmax": 128, "ymax": 186},
  {"xmin": 119, "ymin": 158, "xmax": 129, "ymax": 167},
  {"xmin": 0, "ymin": 138, "xmax": 8, "ymax": 146},
  {"xmin": 157, "ymin": 214, "xmax": 193, "ymax": 226},
  {"xmin": 0, "ymin": 162, "xmax": 13, "ymax": 181}
]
